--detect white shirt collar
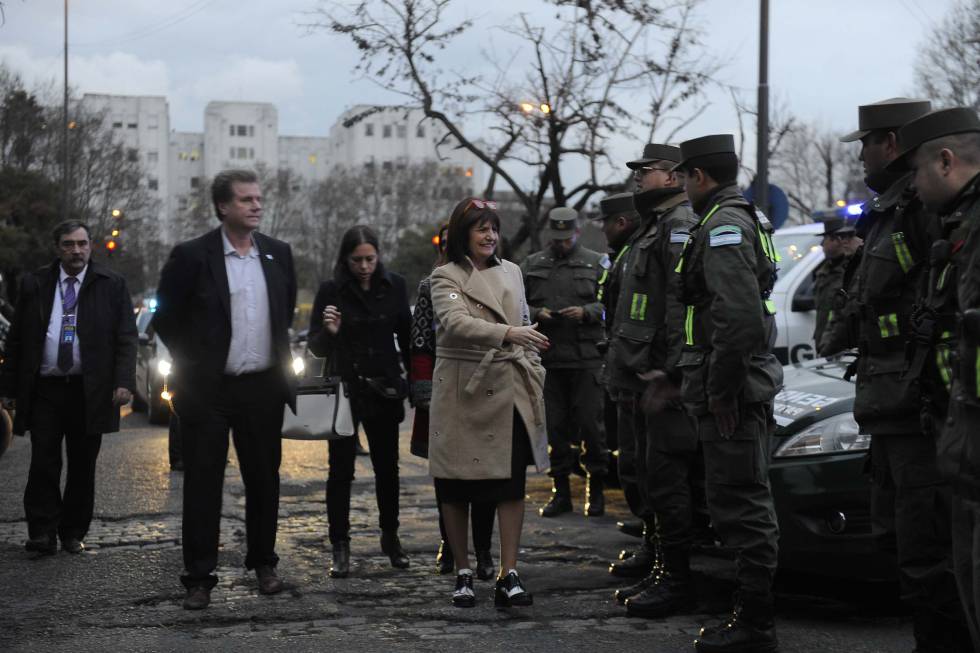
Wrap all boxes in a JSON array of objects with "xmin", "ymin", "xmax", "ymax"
[
  {"xmin": 221, "ymin": 228, "xmax": 259, "ymax": 258},
  {"xmin": 59, "ymin": 264, "xmax": 87, "ymax": 286}
]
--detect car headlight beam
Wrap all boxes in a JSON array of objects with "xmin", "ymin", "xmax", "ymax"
[
  {"xmin": 157, "ymin": 359, "xmax": 172, "ymax": 376},
  {"xmin": 292, "ymin": 356, "xmax": 305, "ymax": 376},
  {"xmin": 774, "ymin": 413, "xmax": 869, "ymax": 458}
]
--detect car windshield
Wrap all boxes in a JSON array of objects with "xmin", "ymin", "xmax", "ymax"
[{"xmin": 772, "ymin": 231, "xmax": 822, "ymax": 278}]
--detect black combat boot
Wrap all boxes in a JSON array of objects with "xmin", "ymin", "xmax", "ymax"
[
  {"xmin": 540, "ymin": 475, "xmax": 573, "ymax": 517},
  {"xmin": 584, "ymin": 473, "xmax": 605, "ymax": 516},
  {"xmin": 381, "ymin": 530, "xmax": 410, "ymax": 569},
  {"xmin": 609, "ymin": 524, "xmax": 661, "ymax": 578},
  {"xmin": 624, "ymin": 550, "xmax": 696, "ymax": 618},
  {"xmin": 694, "ymin": 596, "xmax": 778, "ymax": 653},
  {"xmin": 614, "ymin": 568, "xmax": 661, "ymax": 604},
  {"xmin": 329, "ymin": 541, "xmax": 350, "ymax": 578}
]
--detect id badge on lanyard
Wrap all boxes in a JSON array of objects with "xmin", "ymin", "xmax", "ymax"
[{"xmin": 59, "ymin": 282, "xmax": 77, "ymax": 345}]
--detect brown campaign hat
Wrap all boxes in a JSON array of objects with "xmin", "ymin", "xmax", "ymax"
[
  {"xmin": 626, "ymin": 144, "xmax": 682, "ymax": 170},
  {"xmin": 819, "ymin": 217, "xmax": 856, "ymax": 237},
  {"xmin": 672, "ymin": 134, "xmax": 736, "ymax": 171},
  {"xmin": 887, "ymin": 107, "xmax": 980, "ymax": 172},
  {"xmin": 597, "ymin": 192, "xmax": 636, "ymax": 220},
  {"xmin": 544, "ymin": 206, "xmax": 580, "ymax": 240},
  {"xmin": 839, "ymin": 97, "xmax": 932, "ymax": 143}
]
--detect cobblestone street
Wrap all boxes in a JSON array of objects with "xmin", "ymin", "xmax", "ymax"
[{"xmin": 0, "ymin": 411, "xmax": 910, "ymax": 652}]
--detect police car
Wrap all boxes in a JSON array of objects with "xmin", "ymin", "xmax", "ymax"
[
  {"xmin": 133, "ymin": 299, "xmax": 173, "ymax": 425},
  {"xmin": 768, "ymin": 354, "xmax": 894, "ymax": 581}
]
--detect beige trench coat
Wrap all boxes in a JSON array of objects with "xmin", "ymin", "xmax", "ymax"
[{"xmin": 428, "ymin": 258, "xmax": 549, "ymax": 480}]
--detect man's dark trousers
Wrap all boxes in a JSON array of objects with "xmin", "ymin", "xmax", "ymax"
[
  {"xmin": 24, "ymin": 376, "xmax": 102, "ymax": 542},
  {"xmin": 545, "ymin": 367, "xmax": 608, "ymax": 477},
  {"xmin": 181, "ymin": 368, "xmax": 284, "ymax": 589}
]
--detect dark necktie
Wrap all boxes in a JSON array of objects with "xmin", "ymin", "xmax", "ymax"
[{"xmin": 57, "ymin": 277, "xmax": 78, "ymax": 373}]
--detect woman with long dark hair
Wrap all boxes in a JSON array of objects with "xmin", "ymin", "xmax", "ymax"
[
  {"xmin": 308, "ymin": 225, "xmax": 411, "ymax": 578},
  {"xmin": 428, "ymin": 198, "xmax": 550, "ymax": 607},
  {"xmin": 409, "ymin": 223, "xmax": 496, "ymax": 580}
]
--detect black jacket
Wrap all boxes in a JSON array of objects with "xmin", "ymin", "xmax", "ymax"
[
  {"xmin": 308, "ymin": 267, "xmax": 411, "ymax": 387},
  {"xmin": 0, "ymin": 260, "xmax": 137, "ymax": 435},
  {"xmin": 152, "ymin": 228, "xmax": 297, "ymax": 421}
]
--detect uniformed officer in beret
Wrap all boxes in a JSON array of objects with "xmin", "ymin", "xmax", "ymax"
[
  {"xmin": 891, "ymin": 106, "xmax": 980, "ymax": 651},
  {"xmin": 812, "ymin": 217, "xmax": 861, "ymax": 348},
  {"xmin": 834, "ymin": 98, "xmax": 970, "ymax": 652},
  {"xmin": 671, "ymin": 134, "xmax": 782, "ymax": 652},
  {"xmin": 521, "ymin": 207, "xmax": 610, "ymax": 517},
  {"xmin": 595, "ymin": 192, "xmax": 646, "ymax": 535}
]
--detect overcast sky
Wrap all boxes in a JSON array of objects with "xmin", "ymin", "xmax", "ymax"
[{"xmin": 0, "ymin": 0, "xmax": 954, "ymax": 177}]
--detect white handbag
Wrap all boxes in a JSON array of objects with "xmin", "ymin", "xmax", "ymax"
[{"xmin": 281, "ymin": 355, "xmax": 355, "ymax": 441}]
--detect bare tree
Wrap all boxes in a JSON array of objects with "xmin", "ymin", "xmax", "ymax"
[
  {"xmin": 915, "ymin": 0, "xmax": 980, "ymax": 111},
  {"xmin": 311, "ymin": 0, "xmax": 717, "ymax": 251}
]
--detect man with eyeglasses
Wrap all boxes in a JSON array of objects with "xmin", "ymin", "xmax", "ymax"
[
  {"xmin": 0, "ymin": 221, "xmax": 137, "ymax": 556},
  {"xmin": 522, "ymin": 207, "xmax": 610, "ymax": 518},
  {"xmin": 811, "ymin": 217, "xmax": 861, "ymax": 348}
]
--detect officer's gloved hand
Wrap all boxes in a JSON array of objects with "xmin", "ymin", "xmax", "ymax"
[
  {"xmin": 638, "ymin": 370, "xmax": 679, "ymax": 416},
  {"xmin": 708, "ymin": 396, "xmax": 739, "ymax": 439}
]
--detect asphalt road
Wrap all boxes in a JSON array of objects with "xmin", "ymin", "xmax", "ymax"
[{"xmin": 0, "ymin": 410, "xmax": 911, "ymax": 652}]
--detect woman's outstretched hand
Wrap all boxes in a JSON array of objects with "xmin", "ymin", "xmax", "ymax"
[{"xmin": 505, "ymin": 323, "xmax": 550, "ymax": 352}]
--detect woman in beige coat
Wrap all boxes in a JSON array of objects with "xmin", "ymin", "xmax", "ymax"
[{"xmin": 429, "ymin": 197, "xmax": 550, "ymax": 608}]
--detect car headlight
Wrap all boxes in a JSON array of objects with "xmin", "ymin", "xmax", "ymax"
[
  {"xmin": 773, "ymin": 413, "xmax": 869, "ymax": 458},
  {"xmin": 292, "ymin": 356, "xmax": 305, "ymax": 376},
  {"xmin": 157, "ymin": 360, "xmax": 172, "ymax": 376}
]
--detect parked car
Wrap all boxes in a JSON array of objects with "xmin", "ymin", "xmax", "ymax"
[
  {"xmin": 768, "ymin": 354, "xmax": 894, "ymax": 581},
  {"xmin": 769, "ymin": 222, "xmax": 824, "ymax": 365},
  {"xmin": 133, "ymin": 301, "xmax": 173, "ymax": 425}
]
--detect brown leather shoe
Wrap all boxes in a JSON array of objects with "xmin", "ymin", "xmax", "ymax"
[
  {"xmin": 183, "ymin": 586, "xmax": 211, "ymax": 610},
  {"xmin": 256, "ymin": 565, "xmax": 283, "ymax": 595},
  {"xmin": 61, "ymin": 538, "xmax": 85, "ymax": 554}
]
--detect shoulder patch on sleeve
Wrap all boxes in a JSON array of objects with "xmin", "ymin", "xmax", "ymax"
[
  {"xmin": 599, "ymin": 254, "xmax": 611, "ymax": 269},
  {"xmin": 669, "ymin": 230, "xmax": 690, "ymax": 244},
  {"xmin": 708, "ymin": 225, "xmax": 742, "ymax": 247}
]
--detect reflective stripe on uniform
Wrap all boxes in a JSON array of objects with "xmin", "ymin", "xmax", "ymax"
[
  {"xmin": 597, "ymin": 244, "xmax": 630, "ymax": 302},
  {"xmin": 756, "ymin": 223, "xmax": 782, "ymax": 263},
  {"xmin": 630, "ymin": 293, "xmax": 648, "ymax": 321},
  {"xmin": 675, "ymin": 204, "xmax": 720, "ymax": 273},
  {"xmin": 878, "ymin": 313, "xmax": 900, "ymax": 338},
  {"xmin": 891, "ymin": 232, "xmax": 915, "ymax": 273},
  {"xmin": 764, "ymin": 299, "xmax": 777, "ymax": 315},
  {"xmin": 685, "ymin": 305, "xmax": 695, "ymax": 346},
  {"xmin": 938, "ymin": 263, "xmax": 952, "ymax": 290},
  {"xmin": 937, "ymin": 330, "xmax": 954, "ymax": 391}
]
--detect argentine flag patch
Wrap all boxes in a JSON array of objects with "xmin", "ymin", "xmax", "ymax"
[
  {"xmin": 708, "ymin": 225, "xmax": 742, "ymax": 247},
  {"xmin": 670, "ymin": 230, "xmax": 690, "ymax": 244}
]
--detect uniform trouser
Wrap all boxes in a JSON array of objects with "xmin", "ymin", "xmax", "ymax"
[
  {"xmin": 168, "ymin": 413, "xmax": 183, "ymax": 467},
  {"xmin": 646, "ymin": 406, "xmax": 699, "ymax": 554},
  {"xmin": 327, "ymin": 393, "xmax": 402, "ymax": 544},
  {"xmin": 698, "ymin": 403, "xmax": 779, "ymax": 600},
  {"xmin": 870, "ymin": 432, "xmax": 963, "ymax": 640},
  {"xmin": 25, "ymin": 376, "xmax": 103, "ymax": 542},
  {"xmin": 952, "ymin": 494, "xmax": 980, "ymax": 649},
  {"xmin": 544, "ymin": 367, "xmax": 609, "ymax": 477},
  {"xmin": 615, "ymin": 394, "xmax": 653, "ymax": 521},
  {"xmin": 181, "ymin": 369, "xmax": 285, "ymax": 589}
]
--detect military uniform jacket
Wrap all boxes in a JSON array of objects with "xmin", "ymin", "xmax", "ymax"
[
  {"xmin": 675, "ymin": 183, "xmax": 783, "ymax": 417},
  {"xmin": 606, "ymin": 191, "xmax": 696, "ymax": 394},
  {"xmin": 846, "ymin": 174, "xmax": 935, "ymax": 435},
  {"xmin": 812, "ymin": 255, "xmax": 848, "ymax": 347},
  {"xmin": 929, "ymin": 173, "xmax": 980, "ymax": 498},
  {"xmin": 521, "ymin": 243, "xmax": 606, "ymax": 369}
]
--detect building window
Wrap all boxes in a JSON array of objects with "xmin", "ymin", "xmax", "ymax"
[
  {"xmin": 382, "ymin": 125, "xmax": 392, "ymax": 138},
  {"xmin": 237, "ymin": 125, "xmax": 248, "ymax": 137},
  {"xmin": 178, "ymin": 197, "xmax": 188, "ymax": 210},
  {"xmin": 230, "ymin": 147, "xmax": 235, "ymax": 158},
  {"xmin": 147, "ymin": 115, "xmax": 159, "ymax": 129},
  {"xmin": 365, "ymin": 123, "xmax": 374, "ymax": 137},
  {"xmin": 416, "ymin": 125, "xmax": 425, "ymax": 138},
  {"xmin": 396, "ymin": 124, "xmax": 407, "ymax": 138},
  {"xmin": 112, "ymin": 121, "xmax": 123, "ymax": 129},
  {"xmin": 248, "ymin": 125, "xmax": 255, "ymax": 137},
  {"xmin": 190, "ymin": 177, "xmax": 200, "ymax": 189},
  {"xmin": 237, "ymin": 147, "xmax": 248, "ymax": 159},
  {"xmin": 382, "ymin": 160, "xmax": 393, "ymax": 171},
  {"xmin": 148, "ymin": 177, "xmax": 159, "ymax": 191},
  {"xmin": 229, "ymin": 125, "xmax": 235, "ymax": 136},
  {"xmin": 248, "ymin": 147, "xmax": 254, "ymax": 159},
  {"xmin": 127, "ymin": 122, "xmax": 138, "ymax": 129},
  {"xmin": 127, "ymin": 148, "xmax": 139, "ymax": 162},
  {"xmin": 190, "ymin": 150, "xmax": 200, "ymax": 161},
  {"xmin": 147, "ymin": 151, "xmax": 159, "ymax": 165},
  {"xmin": 308, "ymin": 154, "xmax": 317, "ymax": 165}
]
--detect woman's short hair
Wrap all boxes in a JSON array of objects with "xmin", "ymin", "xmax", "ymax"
[
  {"xmin": 334, "ymin": 224, "xmax": 383, "ymax": 282},
  {"xmin": 445, "ymin": 198, "xmax": 501, "ymax": 265}
]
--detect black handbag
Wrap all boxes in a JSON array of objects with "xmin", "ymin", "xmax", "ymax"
[{"xmin": 282, "ymin": 354, "xmax": 355, "ymax": 441}]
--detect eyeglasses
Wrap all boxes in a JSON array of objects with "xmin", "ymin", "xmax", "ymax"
[
  {"xmin": 635, "ymin": 166, "xmax": 674, "ymax": 176},
  {"xmin": 465, "ymin": 198, "xmax": 498, "ymax": 212}
]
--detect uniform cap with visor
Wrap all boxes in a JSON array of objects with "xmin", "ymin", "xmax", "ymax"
[
  {"xmin": 626, "ymin": 144, "xmax": 682, "ymax": 170},
  {"xmin": 544, "ymin": 206, "xmax": 580, "ymax": 240},
  {"xmin": 886, "ymin": 107, "xmax": 980, "ymax": 172},
  {"xmin": 838, "ymin": 97, "xmax": 932, "ymax": 143},
  {"xmin": 671, "ymin": 134, "xmax": 736, "ymax": 172}
]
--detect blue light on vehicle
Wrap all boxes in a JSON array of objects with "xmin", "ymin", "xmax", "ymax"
[
  {"xmin": 149, "ymin": 298, "xmax": 158, "ymax": 312},
  {"xmin": 845, "ymin": 203, "xmax": 863, "ymax": 216}
]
